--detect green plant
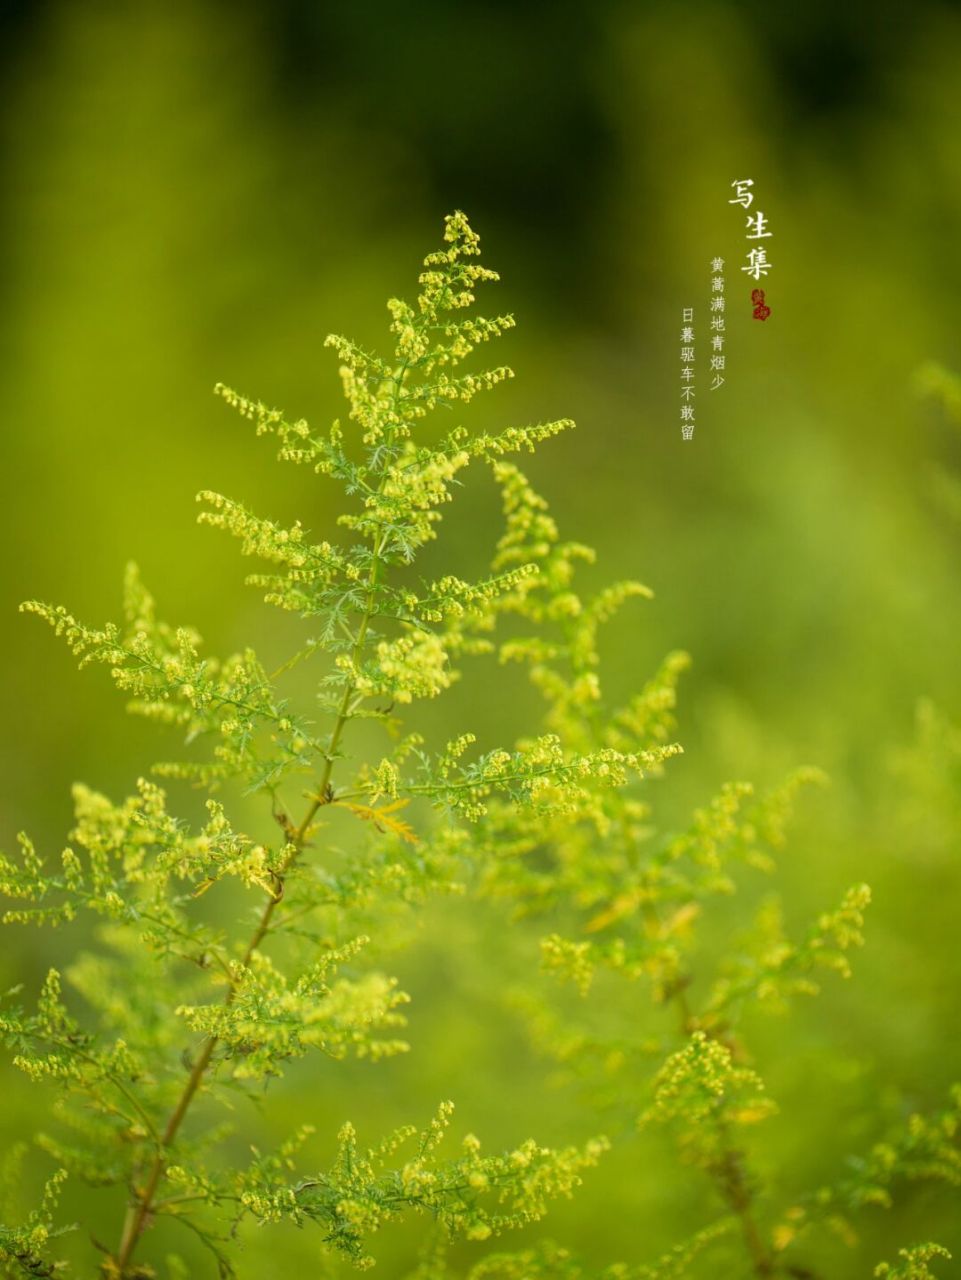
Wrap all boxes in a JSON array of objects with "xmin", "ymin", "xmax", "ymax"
[
  {"xmin": 2, "ymin": 214, "xmax": 959, "ymax": 1280},
  {"xmin": 0, "ymin": 213, "xmax": 621, "ymax": 1278}
]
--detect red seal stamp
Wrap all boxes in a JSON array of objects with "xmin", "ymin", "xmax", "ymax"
[{"xmin": 751, "ymin": 288, "xmax": 771, "ymax": 321}]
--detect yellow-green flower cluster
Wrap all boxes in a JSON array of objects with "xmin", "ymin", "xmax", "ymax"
[
  {"xmin": 0, "ymin": 1162, "xmax": 69, "ymax": 1279},
  {"xmin": 643, "ymin": 1031, "xmax": 775, "ymax": 1130},
  {"xmin": 175, "ymin": 943, "xmax": 410, "ymax": 1080},
  {"xmin": 875, "ymin": 1244, "xmax": 952, "ymax": 1280},
  {"xmin": 22, "ymin": 565, "xmax": 322, "ymax": 792},
  {"xmin": 240, "ymin": 1104, "xmax": 608, "ymax": 1270}
]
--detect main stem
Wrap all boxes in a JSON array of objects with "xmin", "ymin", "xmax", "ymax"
[
  {"xmin": 113, "ymin": 536, "xmax": 387, "ymax": 1276},
  {"xmin": 114, "ymin": 716, "xmax": 343, "ymax": 1273}
]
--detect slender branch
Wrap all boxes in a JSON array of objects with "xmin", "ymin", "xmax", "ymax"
[
  {"xmin": 642, "ymin": 893, "xmax": 777, "ymax": 1279},
  {"xmin": 18, "ymin": 1029, "xmax": 160, "ymax": 1145},
  {"xmin": 710, "ymin": 1130, "xmax": 776, "ymax": 1278},
  {"xmin": 16, "ymin": 876, "xmax": 234, "ymax": 983}
]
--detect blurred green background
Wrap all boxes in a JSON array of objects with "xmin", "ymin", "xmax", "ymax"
[{"xmin": 2, "ymin": 1, "xmax": 961, "ymax": 1275}]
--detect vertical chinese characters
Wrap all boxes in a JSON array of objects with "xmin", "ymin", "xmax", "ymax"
[
  {"xmin": 680, "ymin": 306, "xmax": 695, "ymax": 440},
  {"xmin": 709, "ymin": 258, "xmax": 725, "ymax": 390}
]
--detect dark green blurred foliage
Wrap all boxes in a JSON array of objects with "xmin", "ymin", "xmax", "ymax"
[{"xmin": 1, "ymin": 1, "xmax": 960, "ymax": 1275}]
